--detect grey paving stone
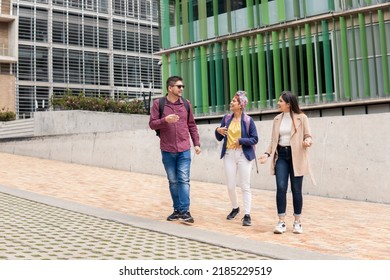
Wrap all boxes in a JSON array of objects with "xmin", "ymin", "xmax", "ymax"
[{"xmin": 0, "ymin": 192, "xmax": 271, "ymax": 260}]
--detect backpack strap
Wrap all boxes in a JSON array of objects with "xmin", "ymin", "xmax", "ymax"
[
  {"xmin": 155, "ymin": 97, "xmax": 166, "ymax": 137},
  {"xmin": 182, "ymin": 98, "xmax": 190, "ymax": 120},
  {"xmin": 158, "ymin": 97, "xmax": 165, "ymax": 118}
]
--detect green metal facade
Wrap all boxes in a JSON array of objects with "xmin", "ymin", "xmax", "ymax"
[{"xmin": 159, "ymin": 1, "xmax": 390, "ymax": 115}]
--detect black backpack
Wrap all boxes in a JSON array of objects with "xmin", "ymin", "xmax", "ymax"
[{"xmin": 156, "ymin": 97, "xmax": 190, "ymax": 137}]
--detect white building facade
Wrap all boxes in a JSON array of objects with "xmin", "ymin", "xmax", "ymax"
[{"xmin": 3, "ymin": 0, "xmax": 161, "ymax": 117}]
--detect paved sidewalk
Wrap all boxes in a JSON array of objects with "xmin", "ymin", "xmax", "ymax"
[
  {"xmin": 1, "ymin": 152, "xmax": 390, "ymax": 260},
  {"xmin": 0, "ymin": 191, "xmax": 268, "ymax": 260}
]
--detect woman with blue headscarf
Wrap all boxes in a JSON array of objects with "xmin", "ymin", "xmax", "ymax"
[{"xmin": 215, "ymin": 91, "xmax": 258, "ymax": 226}]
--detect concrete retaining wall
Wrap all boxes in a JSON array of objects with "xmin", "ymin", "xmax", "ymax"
[
  {"xmin": 0, "ymin": 110, "xmax": 389, "ymax": 204},
  {"xmin": 33, "ymin": 110, "xmax": 148, "ymax": 136}
]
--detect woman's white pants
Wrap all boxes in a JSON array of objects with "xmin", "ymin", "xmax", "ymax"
[{"xmin": 223, "ymin": 148, "xmax": 252, "ymax": 215}]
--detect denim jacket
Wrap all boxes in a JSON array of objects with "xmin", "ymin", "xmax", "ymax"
[{"xmin": 215, "ymin": 113, "xmax": 258, "ymax": 161}]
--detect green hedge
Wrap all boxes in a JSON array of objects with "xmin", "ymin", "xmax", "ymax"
[
  {"xmin": 0, "ymin": 109, "xmax": 16, "ymax": 121},
  {"xmin": 50, "ymin": 93, "xmax": 147, "ymax": 115}
]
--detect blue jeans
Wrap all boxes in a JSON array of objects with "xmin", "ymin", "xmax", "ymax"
[
  {"xmin": 161, "ymin": 149, "xmax": 191, "ymax": 214},
  {"xmin": 275, "ymin": 146, "xmax": 303, "ymax": 217}
]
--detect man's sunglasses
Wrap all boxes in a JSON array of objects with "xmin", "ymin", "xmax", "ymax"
[{"xmin": 173, "ymin": 85, "xmax": 185, "ymax": 89}]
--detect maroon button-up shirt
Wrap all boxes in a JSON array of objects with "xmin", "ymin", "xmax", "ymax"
[{"xmin": 149, "ymin": 97, "xmax": 200, "ymax": 153}]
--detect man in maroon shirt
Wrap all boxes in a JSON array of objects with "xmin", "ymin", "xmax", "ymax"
[{"xmin": 149, "ymin": 76, "xmax": 201, "ymax": 223}]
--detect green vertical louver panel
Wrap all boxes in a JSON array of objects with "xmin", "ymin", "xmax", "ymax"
[
  {"xmin": 213, "ymin": 0, "xmax": 219, "ymax": 36},
  {"xmin": 351, "ymin": 15, "xmax": 359, "ymax": 98},
  {"xmin": 293, "ymin": 0, "xmax": 300, "ymax": 18},
  {"xmin": 298, "ymin": 26, "xmax": 305, "ymax": 103},
  {"xmin": 209, "ymin": 45, "xmax": 216, "ymax": 110},
  {"xmin": 188, "ymin": 0, "xmax": 194, "ymax": 42},
  {"xmin": 281, "ymin": 30, "xmax": 289, "ymax": 90},
  {"xmin": 302, "ymin": 0, "xmax": 307, "ymax": 17},
  {"xmin": 321, "ymin": 20, "xmax": 334, "ymax": 101},
  {"xmin": 328, "ymin": 0, "xmax": 335, "ymax": 11},
  {"xmin": 257, "ymin": 34, "xmax": 267, "ymax": 109},
  {"xmin": 182, "ymin": 50, "xmax": 189, "ymax": 100},
  {"xmin": 228, "ymin": 40, "xmax": 237, "ymax": 97},
  {"xmin": 276, "ymin": 0, "xmax": 286, "ymax": 22},
  {"xmin": 162, "ymin": 54, "xmax": 169, "ymax": 92},
  {"xmin": 332, "ymin": 18, "xmax": 341, "ymax": 100},
  {"xmin": 358, "ymin": 14, "xmax": 370, "ymax": 98},
  {"xmin": 199, "ymin": 0, "xmax": 207, "ymax": 40},
  {"xmin": 201, "ymin": 46, "xmax": 209, "ymax": 113},
  {"xmin": 176, "ymin": 0, "xmax": 182, "ymax": 45},
  {"xmin": 305, "ymin": 24, "xmax": 315, "ymax": 103},
  {"xmin": 177, "ymin": 52, "xmax": 182, "ymax": 77},
  {"xmin": 251, "ymin": 37, "xmax": 259, "ymax": 107},
  {"xmin": 227, "ymin": 1, "xmax": 232, "ymax": 34},
  {"xmin": 194, "ymin": 47, "xmax": 202, "ymax": 113},
  {"xmin": 262, "ymin": 0, "xmax": 270, "ymax": 26},
  {"xmin": 247, "ymin": 0, "xmax": 254, "ymax": 29},
  {"xmin": 288, "ymin": 28, "xmax": 298, "ymax": 96},
  {"xmin": 369, "ymin": 13, "xmax": 379, "ymax": 96},
  {"xmin": 182, "ymin": 0, "xmax": 189, "ymax": 44},
  {"xmin": 346, "ymin": 0, "xmax": 353, "ymax": 8},
  {"xmin": 255, "ymin": 0, "xmax": 261, "ymax": 27},
  {"xmin": 378, "ymin": 10, "xmax": 389, "ymax": 95},
  {"xmin": 170, "ymin": 52, "xmax": 177, "ymax": 76},
  {"xmin": 340, "ymin": 17, "xmax": 351, "ymax": 99},
  {"xmin": 161, "ymin": 0, "xmax": 170, "ymax": 49},
  {"xmin": 215, "ymin": 43, "xmax": 224, "ymax": 111},
  {"xmin": 272, "ymin": 31, "xmax": 282, "ymax": 101},
  {"xmin": 364, "ymin": 0, "xmax": 372, "ymax": 4},
  {"xmin": 315, "ymin": 23, "xmax": 323, "ymax": 101},
  {"xmin": 242, "ymin": 37, "xmax": 252, "ymax": 109},
  {"xmin": 222, "ymin": 42, "xmax": 230, "ymax": 108},
  {"xmin": 188, "ymin": 49, "xmax": 195, "ymax": 105},
  {"xmin": 266, "ymin": 33, "xmax": 274, "ymax": 106},
  {"xmin": 237, "ymin": 40, "xmax": 243, "ymax": 91}
]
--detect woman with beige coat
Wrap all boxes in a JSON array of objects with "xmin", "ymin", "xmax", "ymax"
[{"xmin": 259, "ymin": 91, "xmax": 313, "ymax": 234}]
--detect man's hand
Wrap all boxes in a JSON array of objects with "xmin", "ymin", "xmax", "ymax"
[
  {"xmin": 194, "ymin": 146, "xmax": 201, "ymax": 155},
  {"xmin": 165, "ymin": 114, "xmax": 180, "ymax": 123}
]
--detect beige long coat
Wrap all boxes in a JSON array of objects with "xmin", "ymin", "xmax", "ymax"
[{"xmin": 265, "ymin": 112, "xmax": 312, "ymax": 177}]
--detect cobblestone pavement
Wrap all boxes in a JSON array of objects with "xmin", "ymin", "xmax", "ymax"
[
  {"xmin": 0, "ymin": 193, "xmax": 269, "ymax": 260},
  {"xmin": 1, "ymin": 153, "xmax": 390, "ymax": 260}
]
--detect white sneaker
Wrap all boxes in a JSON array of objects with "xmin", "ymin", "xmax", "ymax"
[
  {"xmin": 293, "ymin": 221, "xmax": 303, "ymax": 234},
  {"xmin": 273, "ymin": 221, "xmax": 286, "ymax": 234}
]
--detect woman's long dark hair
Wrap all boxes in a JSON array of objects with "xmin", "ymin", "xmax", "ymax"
[{"xmin": 280, "ymin": 91, "xmax": 303, "ymax": 132}]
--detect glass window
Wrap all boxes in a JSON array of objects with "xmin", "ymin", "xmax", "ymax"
[
  {"xmin": 35, "ymin": 46, "xmax": 48, "ymax": 82},
  {"xmin": 99, "ymin": 18, "xmax": 109, "ymax": 49},
  {"xmin": 68, "ymin": 23, "xmax": 82, "ymax": 46},
  {"xmin": 19, "ymin": 17, "xmax": 34, "ymax": 41},
  {"xmin": 113, "ymin": 54, "xmax": 126, "ymax": 87},
  {"xmin": 53, "ymin": 21, "xmax": 67, "ymax": 44},
  {"xmin": 84, "ymin": 51, "xmax": 98, "ymax": 85},
  {"xmin": 36, "ymin": 18, "xmax": 48, "ymax": 42},
  {"xmin": 69, "ymin": 50, "xmax": 83, "ymax": 84},
  {"xmin": 18, "ymin": 45, "xmax": 34, "ymax": 80},
  {"xmin": 99, "ymin": 53, "xmax": 110, "ymax": 86},
  {"xmin": 98, "ymin": 0, "xmax": 109, "ymax": 13},
  {"xmin": 53, "ymin": 48, "xmax": 68, "ymax": 83},
  {"xmin": 18, "ymin": 86, "xmax": 34, "ymax": 115},
  {"xmin": 52, "ymin": 0, "xmax": 65, "ymax": 7},
  {"xmin": 35, "ymin": 87, "xmax": 49, "ymax": 111}
]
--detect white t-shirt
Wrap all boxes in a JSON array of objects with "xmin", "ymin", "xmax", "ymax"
[{"xmin": 279, "ymin": 112, "xmax": 292, "ymax": 146}]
